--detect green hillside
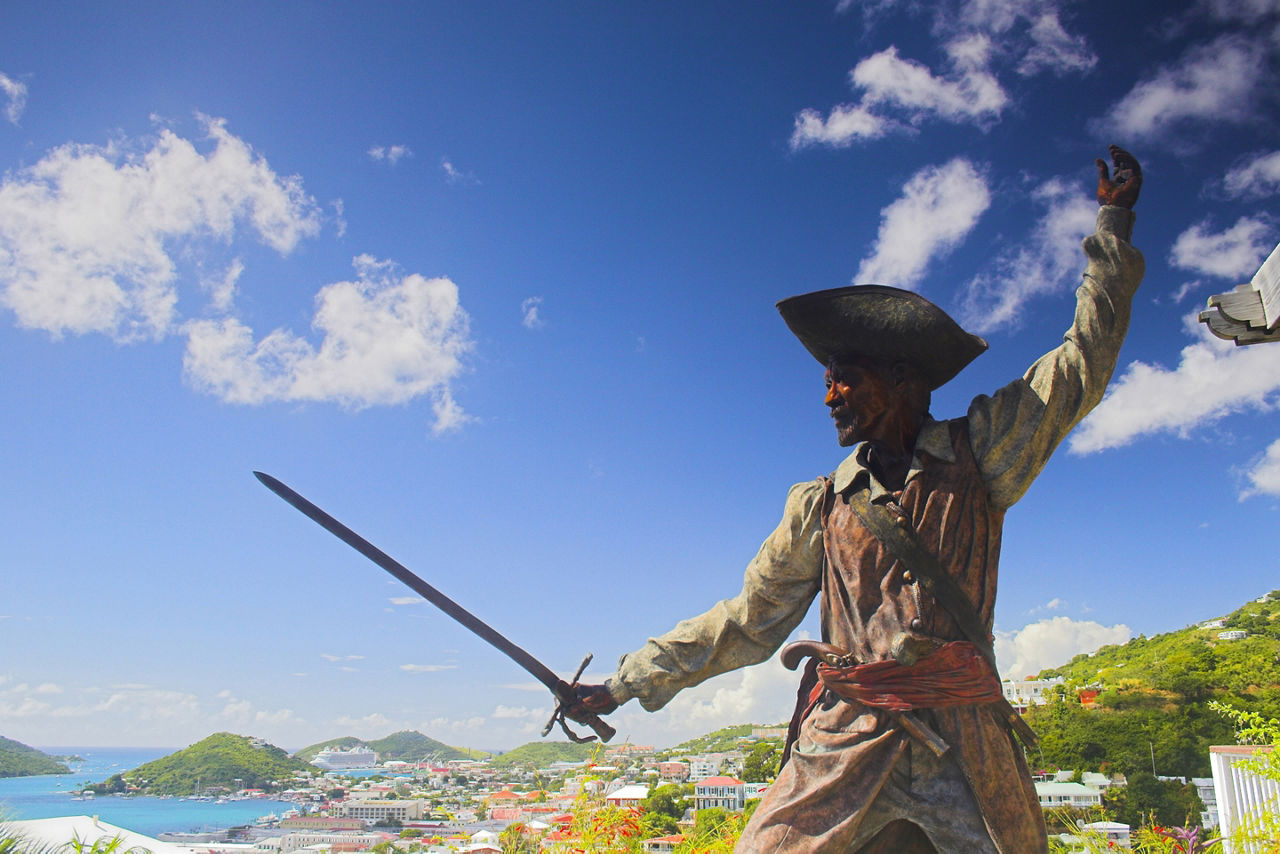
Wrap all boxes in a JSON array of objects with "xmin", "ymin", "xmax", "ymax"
[
  {"xmin": 293, "ymin": 731, "xmax": 473, "ymax": 764},
  {"xmin": 94, "ymin": 732, "xmax": 314, "ymax": 795},
  {"xmin": 0, "ymin": 736, "xmax": 70, "ymax": 778},
  {"xmin": 1026, "ymin": 591, "xmax": 1280, "ymax": 778},
  {"xmin": 486, "ymin": 741, "xmax": 595, "ymax": 770},
  {"xmin": 656, "ymin": 725, "xmax": 761, "ymax": 759}
]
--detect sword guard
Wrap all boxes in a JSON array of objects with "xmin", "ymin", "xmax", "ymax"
[{"xmin": 541, "ymin": 653, "xmax": 617, "ymax": 744}]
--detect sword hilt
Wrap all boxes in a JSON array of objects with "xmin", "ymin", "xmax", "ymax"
[{"xmin": 542, "ymin": 653, "xmax": 617, "ymax": 744}]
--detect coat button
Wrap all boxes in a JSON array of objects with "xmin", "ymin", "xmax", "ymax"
[
  {"xmin": 902, "ymin": 570, "xmax": 914, "ymax": 584},
  {"xmin": 895, "ymin": 514, "xmax": 909, "ymax": 528},
  {"xmin": 910, "ymin": 618, "xmax": 924, "ymax": 632}
]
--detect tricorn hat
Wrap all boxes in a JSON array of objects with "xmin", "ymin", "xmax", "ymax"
[{"xmin": 776, "ymin": 285, "xmax": 987, "ymax": 390}]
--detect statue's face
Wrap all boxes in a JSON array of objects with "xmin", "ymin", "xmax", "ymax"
[{"xmin": 824, "ymin": 357, "xmax": 902, "ymax": 448}]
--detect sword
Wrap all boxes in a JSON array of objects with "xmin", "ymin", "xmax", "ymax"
[{"xmin": 253, "ymin": 471, "xmax": 615, "ymax": 744}]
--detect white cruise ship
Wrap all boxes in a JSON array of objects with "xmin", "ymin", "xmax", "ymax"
[{"xmin": 312, "ymin": 745, "xmax": 377, "ymax": 770}]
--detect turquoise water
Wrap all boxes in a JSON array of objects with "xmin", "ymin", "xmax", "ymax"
[{"xmin": 0, "ymin": 748, "xmax": 296, "ymax": 837}]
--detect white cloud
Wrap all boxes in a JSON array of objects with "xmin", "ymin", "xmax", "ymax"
[
  {"xmin": 1100, "ymin": 34, "xmax": 1270, "ymax": 141},
  {"xmin": 857, "ymin": 39, "xmax": 1007, "ymax": 121},
  {"xmin": 791, "ymin": 39, "xmax": 1007, "ymax": 150},
  {"xmin": 399, "ymin": 664, "xmax": 458, "ymax": 672},
  {"xmin": 789, "ymin": 104, "xmax": 890, "ymax": 149},
  {"xmin": 1170, "ymin": 216, "xmax": 1274, "ymax": 280},
  {"xmin": 995, "ymin": 616, "xmax": 1131, "ymax": 680},
  {"xmin": 0, "ymin": 116, "xmax": 321, "ymax": 340},
  {"xmin": 0, "ymin": 72, "xmax": 27, "ymax": 124},
  {"xmin": 1172, "ymin": 280, "xmax": 1202, "ymax": 304},
  {"xmin": 854, "ymin": 157, "xmax": 990, "ymax": 289},
  {"xmin": 1070, "ymin": 320, "xmax": 1280, "ymax": 454},
  {"xmin": 321, "ymin": 653, "xmax": 365, "ymax": 662},
  {"xmin": 200, "ymin": 258, "xmax": 244, "ymax": 314},
  {"xmin": 34, "ymin": 682, "xmax": 62, "ymax": 695},
  {"xmin": 1224, "ymin": 151, "xmax": 1280, "ymax": 200},
  {"xmin": 368, "ymin": 145, "xmax": 412, "ymax": 164},
  {"xmin": 183, "ymin": 254, "xmax": 472, "ymax": 426},
  {"xmin": 1242, "ymin": 438, "xmax": 1280, "ymax": 498},
  {"xmin": 960, "ymin": 176, "xmax": 1097, "ymax": 333},
  {"xmin": 521, "ymin": 296, "xmax": 544, "ymax": 329},
  {"xmin": 1202, "ymin": 0, "xmax": 1280, "ymax": 22},
  {"xmin": 1016, "ymin": 11, "xmax": 1098, "ymax": 76},
  {"xmin": 441, "ymin": 158, "xmax": 478, "ymax": 185},
  {"xmin": 389, "ymin": 597, "xmax": 424, "ymax": 606},
  {"xmin": 620, "ymin": 655, "xmax": 799, "ymax": 740},
  {"xmin": 491, "ymin": 705, "xmax": 538, "ymax": 720}
]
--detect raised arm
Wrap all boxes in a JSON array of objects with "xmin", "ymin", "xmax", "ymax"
[{"xmin": 968, "ymin": 146, "xmax": 1146, "ymax": 510}]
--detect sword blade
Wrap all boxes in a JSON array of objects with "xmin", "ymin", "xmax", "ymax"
[{"xmin": 253, "ymin": 471, "xmax": 569, "ymax": 699}]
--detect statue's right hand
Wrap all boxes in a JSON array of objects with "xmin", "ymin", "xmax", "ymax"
[{"xmin": 572, "ymin": 683, "xmax": 619, "ymax": 717}]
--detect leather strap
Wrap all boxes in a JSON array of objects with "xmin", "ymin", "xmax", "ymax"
[{"xmin": 841, "ymin": 487, "xmax": 1039, "ymax": 748}]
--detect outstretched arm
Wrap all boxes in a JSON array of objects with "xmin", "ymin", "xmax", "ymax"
[
  {"xmin": 968, "ymin": 146, "xmax": 1146, "ymax": 509},
  {"xmin": 574, "ymin": 480, "xmax": 826, "ymax": 715}
]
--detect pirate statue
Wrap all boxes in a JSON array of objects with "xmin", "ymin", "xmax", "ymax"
[{"xmin": 572, "ymin": 146, "xmax": 1144, "ymax": 853}]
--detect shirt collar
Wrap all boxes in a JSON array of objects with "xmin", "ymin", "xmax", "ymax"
[{"xmin": 830, "ymin": 417, "xmax": 955, "ymax": 498}]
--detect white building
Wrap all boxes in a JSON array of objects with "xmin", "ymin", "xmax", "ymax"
[
  {"xmin": 1210, "ymin": 745, "xmax": 1280, "ymax": 853},
  {"xmin": 694, "ymin": 776, "xmax": 745, "ymax": 811},
  {"xmin": 1002, "ymin": 677, "xmax": 1065, "ymax": 711},
  {"xmin": 1034, "ymin": 781, "xmax": 1104, "ymax": 809},
  {"xmin": 2, "ymin": 816, "xmax": 188, "ymax": 854},
  {"xmin": 605, "ymin": 784, "xmax": 650, "ymax": 808},
  {"xmin": 687, "ymin": 756, "xmax": 722, "ymax": 782},
  {"xmin": 336, "ymin": 798, "xmax": 425, "ymax": 823},
  {"xmin": 280, "ymin": 831, "xmax": 385, "ymax": 852},
  {"xmin": 1083, "ymin": 821, "xmax": 1131, "ymax": 849}
]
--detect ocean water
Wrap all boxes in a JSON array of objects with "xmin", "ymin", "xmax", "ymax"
[{"xmin": 0, "ymin": 747, "xmax": 296, "ymax": 837}]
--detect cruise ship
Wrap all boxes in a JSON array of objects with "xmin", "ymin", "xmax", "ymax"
[{"xmin": 312, "ymin": 745, "xmax": 377, "ymax": 770}]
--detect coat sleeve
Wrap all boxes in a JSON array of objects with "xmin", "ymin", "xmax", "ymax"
[
  {"xmin": 607, "ymin": 480, "xmax": 827, "ymax": 712},
  {"xmin": 967, "ymin": 205, "xmax": 1145, "ymax": 510}
]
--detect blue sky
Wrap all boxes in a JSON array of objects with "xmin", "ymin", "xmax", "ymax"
[{"xmin": 1, "ymin": 1, "xmax": 1278, "ymax": 753}]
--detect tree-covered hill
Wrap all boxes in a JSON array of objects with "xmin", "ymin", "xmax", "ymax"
[
  {"xmin": 292, "ymin": 730, "xmax": 473, "ymax": 764},
  {"xmin": 1026, "ymin": 590, "xmax": 1280, "ymax": 779},
  {"xmin": 93, "ymin": 732, "xmax": 314, "ymax": 795},
  {"xmin": 0, "ymin": 736, "xmax": 70, "ymax": 778},
  {"xmin": 656, "ymin": 725, "xmax": 763, "ymax": 759},
  {"xmin": 486, "ymin": 741, "xmax": 595, "ymax": 770}
]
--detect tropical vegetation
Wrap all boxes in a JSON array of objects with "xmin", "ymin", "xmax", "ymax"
[
  {"xmin": 89, "ymin": 732, "xmax": 313, "ymax": 795},
  {"xmin": 0, "ymin": 738, "xmax": 69, "ymax": 778}
]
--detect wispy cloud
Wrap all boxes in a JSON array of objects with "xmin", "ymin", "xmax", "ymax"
[
  {"xmin": 960, "ymin": 177, "xmax": 1098, "ymax": 333},
  {"xmin": 1070, "ymin": 318, "xmax": 1280, "ymax": 460},
  {"xmin": 399, "ymin": 663, "xmax": 458, "ymax": 673},
  {"xmin": 321, "ymin": 653, "xmax": 365, "ymax": 662},
  {"xmin": 521, "ymin": 296, "xmax": 544, "ymax": 329},
  {"xmin": 854, "ymin": 157, "xmax": 990, "ymax": 289},
  {"xmin": 368, "ymin": 145, "xmax": 412, "ymax": 165},
  {"xmin": 1224, "ymin": 150, "xmax": 1280, "ymax": 200},
  {"xmin": 0, "ymin": 72, "xmax": 27, "ymax": 124},
  {"xmin": 389, "ymin": 597, "xmax": 424, "ymax": 606},
  {"xmin": 1169, "ymin": 216, "xmax": 1274, "ymax": 280},
  {"xmin": 441, "ymin": 157, "xmax": 478, "ymax": 185},
  {"xmin": 795, "ymin": 0, "xmax": 1095, "ymax": 149},
  {"xmin": 1098, "ymin": 33, "xmax": 1271, "ymax": 142},
  {"xmin": 792, "ymin": 39, "xmax": 1005, "ymax": 149},
  {"xmin": 1242, "ymin": 438, "xmax": 1280, "ymax": 498}
]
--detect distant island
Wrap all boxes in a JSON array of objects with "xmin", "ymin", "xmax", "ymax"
[
  {"xmin": 88, "ymin": 732, "xmax": 314, "ymax": 796},
  {"xmin": 293, "ymin": 730, "xmax": 479, "ymax": 764},
  {"xmin": 0, "ymin": 735, "xmax": 71, "ymax": 777}
]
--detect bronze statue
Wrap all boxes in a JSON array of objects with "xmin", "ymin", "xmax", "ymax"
[{"xmin": 572, "ymin": 146, "xmax": 1144, "ymax": 853}]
